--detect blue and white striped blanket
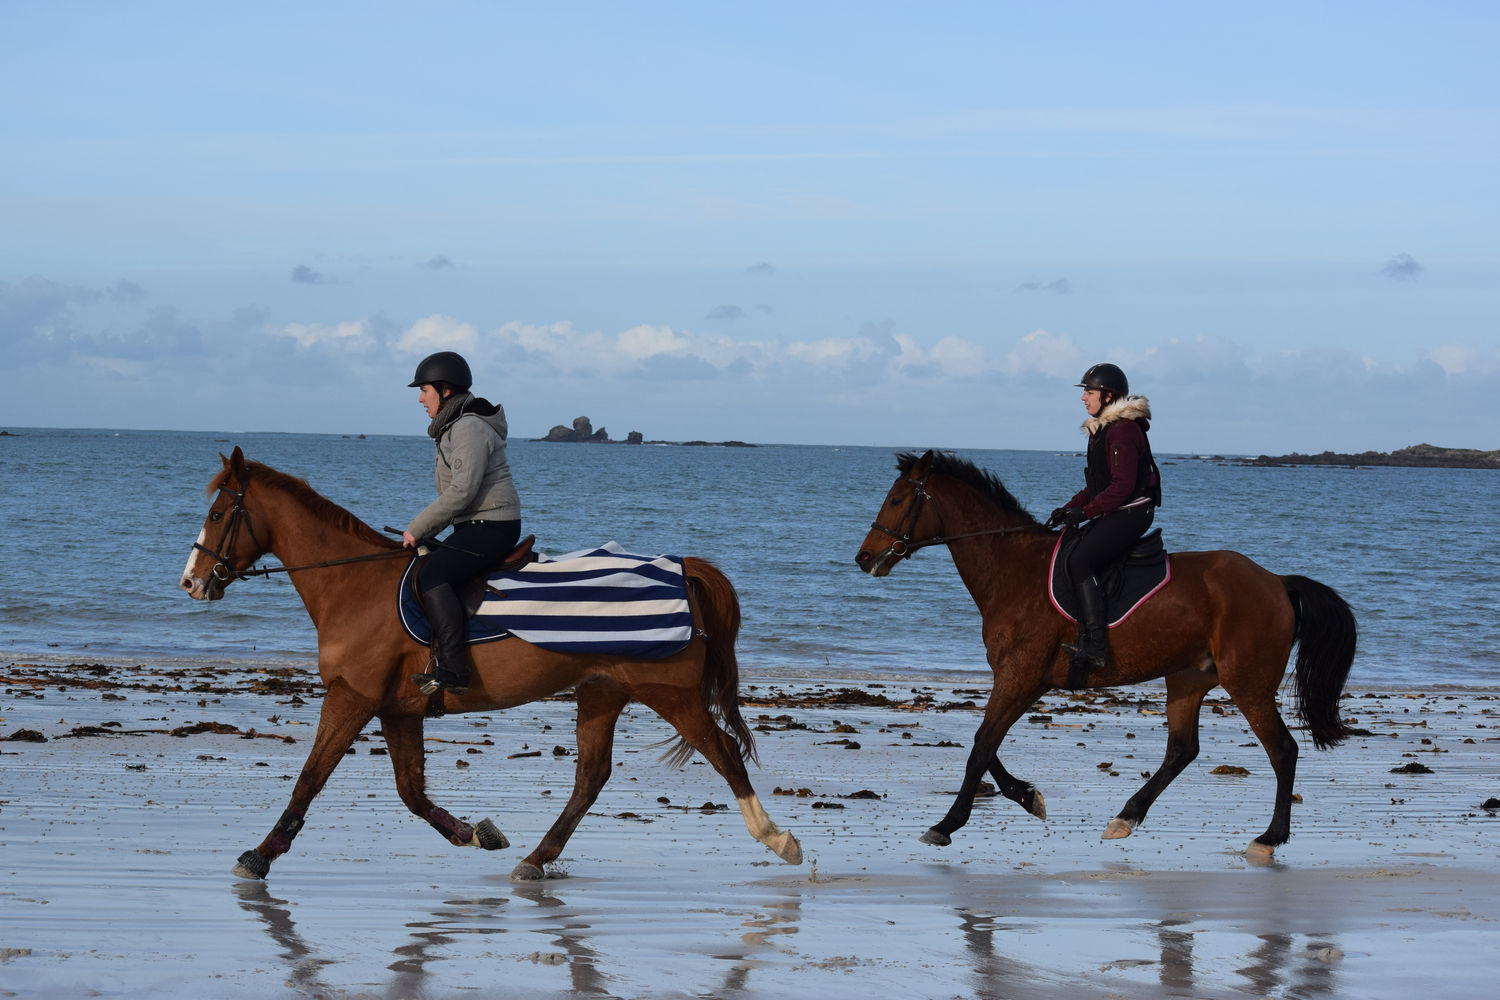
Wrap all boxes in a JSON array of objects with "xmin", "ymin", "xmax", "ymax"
[{"xmin": 399, "ymin": 541, "xmax": 694, "ymax": 659}]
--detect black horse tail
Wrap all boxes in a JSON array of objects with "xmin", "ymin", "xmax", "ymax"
[
  {"xmin": 664, "ymin": 557, "xmax": 759, "ymax": 767},
  {"xmin": 1284, "ymin": 575, "xmax": 1358, "ymax": 750}
]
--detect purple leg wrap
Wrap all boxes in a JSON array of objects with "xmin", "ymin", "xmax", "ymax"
[
  {"xmin": 428, "ymin": 806, "xmax": 474, "ymax": 843},
  {"xmin": 266, "ymin": 809, "xmax": 305, "ymax": 854}
]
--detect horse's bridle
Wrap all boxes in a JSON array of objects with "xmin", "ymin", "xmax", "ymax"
[
  {"xmin": 192, "ymin": 474, "xmax": 266, "ymax": 594},
  {"xmin": 868, "ymin": 469, "xmax": 1033, "ymax": 562},
  {"xmin": 192, "ymin": 468, "xmax": 411, "ymax": 592}
]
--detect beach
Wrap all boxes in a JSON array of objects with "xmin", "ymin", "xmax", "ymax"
[{"xmin": 3, "ymin": 659, "xmax": 1499, "ymax": 999}]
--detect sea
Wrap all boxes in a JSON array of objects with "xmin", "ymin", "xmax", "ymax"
[{"xmin": 2, "ymin": 427, "xmax": 1496, "ymax": 690}]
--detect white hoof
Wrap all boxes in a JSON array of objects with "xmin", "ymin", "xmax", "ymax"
[
  {"xmin": 510, "ymin": 861, "xmax": 545, "ymax": 881},
  {"xmin": 1101, "ymin": 817, "xmax": 1135, "ymax": 840},
  {"xmin": 774, "ymin": 831, "xmax": 803, "ymax": 865},
  {"xmin": 1245, "ymin": 840, "xmax": 1275, "ymax": 863}
]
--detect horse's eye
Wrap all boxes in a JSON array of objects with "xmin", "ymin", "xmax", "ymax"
[
  {"xmin": 210, "ymin": 510, "xmax": 224, "ymax": 522},
  {"xmin": 889, "ymin": 496, "xmax": 904, "ymax": 507}
]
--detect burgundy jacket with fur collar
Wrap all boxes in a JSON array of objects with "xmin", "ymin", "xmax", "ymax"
[{"xmin": 1066, "ymin": 395, "xmax": 1161, "ymax": 519}]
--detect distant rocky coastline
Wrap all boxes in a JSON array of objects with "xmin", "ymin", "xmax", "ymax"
[
  {"xmin": 535, "ymin": 416, "xmax": 753, "ymax": 448},
  {"xmin": 1239, "ymin": 443, "xmax": 1499, "ymax": 470}
]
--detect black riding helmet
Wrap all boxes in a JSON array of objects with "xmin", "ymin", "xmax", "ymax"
[
  {"xmin": 1076, "ymin": 363, "xmax": 1128, "ymax": 398},
  {"xmin": 408, "ymin": 351, "xmax": 473, "ymax": 390}
]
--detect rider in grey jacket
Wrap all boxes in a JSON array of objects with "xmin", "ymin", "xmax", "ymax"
[{"xmin": 402, "ymin": 351, "xmax": 522, "ymax": 696}]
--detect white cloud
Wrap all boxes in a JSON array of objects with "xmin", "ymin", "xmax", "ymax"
[
  {"xmin": 616, "ymin": 323, "xmax": 692, "ymax": 359},
  {"xmin": 398, "ymin": 314, "xmax": 479, "ymax": 353},
  {"xmin": 927, "ymin": 336, "xmax": 987, "ymax": 375},
  {"xmin": 280, "ymin": 319, "xmax": 373, "ymax": 350},
  {"xmin": 1426, "ymin": 343, "xmax": 1500, "ymax": 377},
  {"xmin": 1003, "ymin": 328, "xmax": 1081, "ymax": 378}
]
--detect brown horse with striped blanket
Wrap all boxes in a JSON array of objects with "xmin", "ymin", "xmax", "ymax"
[
  {"xmin": 855, "ymin": 450, "xmax": 1356, "ymax": 858},
  {"xmin": 180, "ymin": 447, "xmax": 801, "ymax": 880}
]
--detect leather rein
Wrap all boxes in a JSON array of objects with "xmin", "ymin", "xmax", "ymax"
[
  {"xmin": 868, "ymin": 470, "xmax": 1033, "ymax": 560},
  {"xmin": 193, "ymin": 471, "xmax": 411, "ymax": 585}
]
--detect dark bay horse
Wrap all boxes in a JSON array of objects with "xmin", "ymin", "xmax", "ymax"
[
  {"xmin": 180, "ymin": 447, "xmax": 802, "ymax": 880},
  {"xmin": 854, "ymin": 450, "xmax": 1356, "ymax": 858}
]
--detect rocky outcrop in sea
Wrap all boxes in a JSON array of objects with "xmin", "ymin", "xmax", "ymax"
[
  {"xmin": 1240, "ymin": 443, "xmax": 1499, "ymax": 469},
  {"xmin": 534, "ymin": 416, "xmax": 751, "ymax": 447}
]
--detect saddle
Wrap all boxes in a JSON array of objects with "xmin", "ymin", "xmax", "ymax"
[
  {"xmin": 407, "ymin": 534, "xmax": 538, "ymax": 618},
  {"xmin": 1048, "ymin": 528, "xmax": 1171, "ymax": 628}
]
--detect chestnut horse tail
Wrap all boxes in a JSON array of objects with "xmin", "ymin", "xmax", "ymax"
[
  {"xmin": 666, "ymin": 557, "xmax": 759, "ymax": 767},
  {"xmin": 1283, "ymin": 575, "xmax": 1358, "ymax": 750}
]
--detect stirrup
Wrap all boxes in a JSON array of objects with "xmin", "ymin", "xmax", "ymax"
[
  {"xmin": 1061, "ymin": 643, "xmax": 1105, "ymax": 691},
  {"xmin": 412, "ymin": 672, "xmax": 468, "ymax": 697}
]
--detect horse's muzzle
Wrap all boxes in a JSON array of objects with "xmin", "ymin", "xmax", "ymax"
[
  {"xmin": 855, "ymin": 547, "xmax": 898, "ymax": 577},
  {"xmin": 181, "ymin": 574, "xmax": 226, "ymax": 601}
]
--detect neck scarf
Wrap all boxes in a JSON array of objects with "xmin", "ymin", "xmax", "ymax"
[{"xmin": 427, "ymin": 391, "xmax": 473, "ymax": 440}]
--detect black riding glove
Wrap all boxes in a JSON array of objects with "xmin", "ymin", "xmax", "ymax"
[{"xmin": 1047, "ymin": 507, "xmax": 1087, "ymax": 528}]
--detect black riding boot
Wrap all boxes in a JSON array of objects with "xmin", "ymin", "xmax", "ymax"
[
  {"xmin": 412, "ymin": 582, "xmax": 471, "ymax": 696},
  {"xmin": 1062, "ymin": 576, "xmax": 1108, "ymax": 690}
]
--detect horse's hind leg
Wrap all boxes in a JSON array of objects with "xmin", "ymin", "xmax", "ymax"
[
  {"xmin": 381, "ymin": 712, "xmax": 509, "ymax": 853},
  {"xmin": 1226, "ymin": 683, "xmax": 1299, "ymax": 859},
  {"xmin": 232, "ymin": 680, "xmax": 376, "ymax": 880},
  {"xmin": 634, "ymin": 686, "xmax": 802, "ymax": 868},
  {"xmin": 512, "ymin": 678, "xmax": 631, "ymax": 881},
  {"xmin": 1103, "ymin": 667, "xmax": 1217, "ymax": 841}
]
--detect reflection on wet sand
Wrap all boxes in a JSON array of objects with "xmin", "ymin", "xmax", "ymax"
[
  {"xmin": 956, "ymin": 903, "xmax": 1345, "ymax": 998},
  {"xmin": 236, "ymin": 875, "xmax": 807, "ymax": 999},
  {"xmin": 716, "ymin": 894, "xmax": 802, "ymax": 996},
  {"xmin": 509, "ymin": 882, "xmax": 612, "ymax": 996},
  {"xmin": 386, "ymin": 895, "xmax": 510, "ymax": 997},
  {"xmin": 231, "ymin": 882, "xmax": 336, "ymax": 998}
]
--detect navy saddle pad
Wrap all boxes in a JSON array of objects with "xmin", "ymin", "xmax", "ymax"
[{"xmin": 1048, "ymin": 528, "xmax": 1171, "ymax": 628}]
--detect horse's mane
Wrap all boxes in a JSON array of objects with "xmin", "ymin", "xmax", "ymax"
[
  {"xmin": 895, "ymin": 451, "xmax": 1039, "ymax": 525},
  {"xmin": 208, "ymin": 461, "xmax": 398, "ymax": 549}
]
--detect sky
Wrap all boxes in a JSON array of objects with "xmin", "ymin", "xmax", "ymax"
[{"xmin": 2, "ymin": 1, "xmax": 1496, "ymax": 454}]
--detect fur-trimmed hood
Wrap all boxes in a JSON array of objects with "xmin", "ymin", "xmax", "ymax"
[{"xmin": 1082, "ymin": 394, "xmax": 1151, "ymax": 435}]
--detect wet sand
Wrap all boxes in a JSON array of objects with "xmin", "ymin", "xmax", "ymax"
[{"xmin": 3, "ymin": 660, "xmax": 1499, "ymax": 999}]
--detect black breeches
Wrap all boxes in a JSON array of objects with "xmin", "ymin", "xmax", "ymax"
[
  {"xmin": 417, "ymin": 519, "xmax": 522, "ymax": 594},
  {"xmin": 1065, "ymin": 506, "xmax": 1155, "ymax": 584}
]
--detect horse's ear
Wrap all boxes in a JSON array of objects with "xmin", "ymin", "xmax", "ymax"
[
  {"xmin": 912, "ymin": 450, "xmax": 934, "ymax": 479},
  {"xmin": 228, "ymin": 446, "xmax": 246, "ymax": 479}
]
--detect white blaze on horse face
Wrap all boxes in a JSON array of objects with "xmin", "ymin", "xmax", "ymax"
[{"xmin": 181, "ymin": 527, "xmax": 208, "ymax": 596}]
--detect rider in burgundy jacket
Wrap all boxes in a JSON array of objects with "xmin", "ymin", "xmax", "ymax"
[{"xmin": 1047, "ymin": 364, "xmax": 1161, "ymax": 689}]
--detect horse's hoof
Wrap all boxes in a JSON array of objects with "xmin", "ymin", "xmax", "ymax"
[
  {"xmin": 919, "ymin": 828, "xmax": 951, "ymax": 847},
  {"xmin": 1245, "ymin": 840, "xmax": 1275, "ymax": 863},
  {"xmin": 510, "ymin": 861, "xmax": 545, "ymax": 881},
  {"xmin": 1101, "ymin": 817, "xmax": 1135, "ymax": 840},
  {"xmin": 232, "ymin": 850, "xmax": 270, "ymax": 880},
  {"xmin": 775, "ymin": 832, "xmax": 803, "ymax": 865},
  {"xmin": 1029, "ymin": 791, "xmax": 1047, "ymax": 821},
  {"xmin": 473, "ymin": 818, "xmax": 509, "ymax": 851}
]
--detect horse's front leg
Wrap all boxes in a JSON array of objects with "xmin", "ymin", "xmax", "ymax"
[
  {"xmin": 380, "ymin": 712, "xmax": 509, "ymax": 853},
  {"xmin": 987, "ymin": 756, "xmax": 1047, "ymax": 820},
  {"xmin": 512, "ymin": 678, "xmax": 631, "ymax": 880},
  {"xmin": 1102, "ymin": 667, "xmax": 1216, "ymax": 841},
  {"xmin": 921, "ymin": 683, "xmax": 1039, "ymax": 847},
  {"xmin": 232, "ymin": 680, "xmax": 378, "ymax": 880}
]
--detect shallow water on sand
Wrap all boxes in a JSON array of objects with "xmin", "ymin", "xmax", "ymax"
[{"xmin": 3, "ymin": 667, "xmax": 1499, "ymax": 999}]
